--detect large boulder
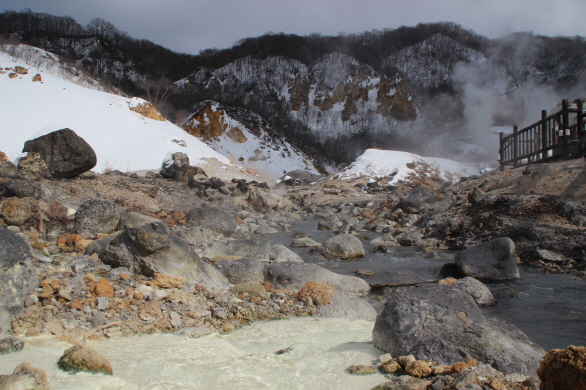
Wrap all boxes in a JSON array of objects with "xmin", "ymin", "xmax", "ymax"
[
  {"xmin": 372, "ymin": 284, "xmax": 545, "ymax": 376},
  {"xmin": 263, "ymin": 262, "xmax": 370, "ymax": 297},
  {"xmin": 0, "ymin": 227, "xmax": 38, "ymax": 336},
  {"xmin": 22, "ymin": 128, "xmax": 97, "ymax": 179},
  {"xmin": 159, "ymin": 152, "xmax": 189, "ymax": 179},
  {"xmin": 456, "ymin": 238, "xmax": 520, "ymax": 281},
  {"xmin": 321, "ymin": 233, "xmax": 365, "ymax": 260},
  {"xmin": 397, "ymin": 187, "xmax": 456, "ymax": 214},
  {"xmin": 85, "ymin": 212, "xmax": 229, "ymax": 291},
  {"xmin": 74, "ymin": 199, "xmax": 123, "ymax": 235},
  {"xmin": 537, "ymin": 345, "xmax": 586, "ymax": 390}
]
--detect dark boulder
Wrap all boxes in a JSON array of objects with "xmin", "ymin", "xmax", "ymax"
[
  {"xmin": 372, "ymin": 284, "xmax": 545, "ymax": 376},
  {"xmin": 22, "ymin": 128, "xmax": 97, "ymax": 179},
  {"xmin": 455, "ymin": 237, "xmax": 520, "ymax": 281},
  {"xmin": 160, "ymin": 152, "xmax": 189, "ymax": 179}
]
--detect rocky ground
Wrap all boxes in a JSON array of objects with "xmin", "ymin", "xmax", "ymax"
[{"xmin": 2, "ymin": 153, "xmax": 586, "ymax": 389}]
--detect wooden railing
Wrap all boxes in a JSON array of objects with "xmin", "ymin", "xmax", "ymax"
[{"xmin": 499, "ymin": 99, "xmax": 586, "ymax": 170}]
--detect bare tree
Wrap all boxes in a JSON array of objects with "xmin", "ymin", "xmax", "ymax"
[{"xmin": 136, "ymin": 77, "xmax": 178, "ymax": 116}]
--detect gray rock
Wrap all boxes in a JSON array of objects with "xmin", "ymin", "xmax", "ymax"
[
  {"xmin": 291, "ymin": 236, "xmax": 321, "ymax": 247},
  {"xmin": 186, "ymin": 206, "xmax": 237, "ymax": 234},
  {"xmin": 317, "ymin": 291, "xmax": 377, "ymax": 321},
  {"xmin": 453, "ymin": 277, "xmax": 496, "ymax": 306},
  {"xmin": 264, "ymin": 262, "xmax": 370, "ymax": 297},
  {"xmin": 23, "ymin": 128, "xmax": 97, "ymax": 179},
  {"xmin": 2, "ymin": 179, "xmax": 43, "ymax": 200},
  {"xmin": 173, "ymin": 225, "xmax": 216, "ymax": 249},
  {"xmin": 269, "ymin": 244, "xmax": 304, "ymax": 263},
  {"xmin": 369, "ymin": 234, "xmax": 399, "ymax": 246},
  {"xmin": 532, "ymin": 248, "xmax": 564, "ymax": 263},
  {"xmin": 372, "ymin": 284, "xmax": 545, "ymax": 376},
  {"xmin": 205, "ymin": 237, "xmax": 271, "ymax": 261},
  {"xmin": 396, "ymin": 229, "xmax": 424, "ymax": 246},
  {"xmin": 85, "ymin": 212, "xmax": 229, "ymax": 291},
  {"xmin": 0, "ymin": 161, "xmax": 18, "ymax": 179},
  {"xmin": 74, "ymin": 199, "xmax": 122, "ymax": 235},
  {"xmin": 217, "ymin": 257, "xmax": 264, "ymax": 284},
  {"xmin": 0, "ymin": 336, "xmax": 24, "ymax": 354},
  {"xmin": 456, "ymin": 238, "xmax": 520, "ymax": 281},
  {"xmin": 397, "ymin": 187, "xmax": 456, "ymax": 214},
  {"xmin": 321, "ymin": 233, "xmax": 365, "ymax": 260},
  {"xmin": 0, "ymin": 227, "xmax": 37, "ymax": 337},
  {"xmin": 317, "ymin": 221, "xmax": 344, "ymax": 231},
  {"xmin": 160, "ymin": 152, "xmax": 189, "ymax": 179},
  {"xmin": 0, "ymin": 362, "xmax": 49, "ymax": 390}
]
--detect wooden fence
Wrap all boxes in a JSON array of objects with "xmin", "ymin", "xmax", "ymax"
[{"xmin": 499, "ymin": 98, "xmax": 586, "ymax": 170}]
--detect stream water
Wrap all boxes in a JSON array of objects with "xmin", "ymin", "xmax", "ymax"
[
  {"xmin": 1, "ymin": 215, "xmax": 585, "ymax": 389},
  {"xmin": 274, "ymin": 216, "xmax": 586, "ymax": 352}
]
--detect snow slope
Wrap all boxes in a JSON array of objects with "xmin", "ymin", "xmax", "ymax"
[
  {"xmin": 0, "ymin": 45, "xmax": 230, "ymax": 173},
  {"xmin": 336, "ymin": 149, "xmax": 480, "ymax": 184}
]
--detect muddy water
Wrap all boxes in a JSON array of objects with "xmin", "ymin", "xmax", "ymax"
[{"xmin": 275, "ymin": 216, "xmax": 586, "ymax": 351}]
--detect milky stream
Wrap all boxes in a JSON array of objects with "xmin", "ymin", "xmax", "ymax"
[{"xmin": 0, "ymin": 317, "xmax": 387, "ymax": 389}]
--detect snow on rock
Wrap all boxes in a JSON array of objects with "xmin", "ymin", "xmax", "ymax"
[
  {"xmin": 336, "ymin": 149, "xmax": 480, "ymax": 185},
  {"xmin": 181, "ymin": 101, "xmax": 324, "ymax": 179},
  {"xmin": 0, "ymin": 45, "xmax": 230, "ymax": 173}
]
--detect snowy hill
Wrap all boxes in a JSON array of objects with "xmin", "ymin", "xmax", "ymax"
[
  {"xmin": 335, "ymin": 149, "xmax": 480, "ymax": 186},
  {"xmin": 181, "ymin": 101, "xmax": 325, "ymax": 178},
  {"xmin": 0, "ymin": 44, "xmax": 231, "ymax": 173}
]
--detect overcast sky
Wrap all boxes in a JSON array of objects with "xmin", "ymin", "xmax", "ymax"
[{"xmin": 1, "ymin": 0, "xmax": 586, "ymax": 55}]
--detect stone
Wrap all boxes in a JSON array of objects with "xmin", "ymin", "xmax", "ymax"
[
  {"xmin": 405, "ymin": 360, "xmax": 432, "ymax": 378},
  {"xmin": 174, "ymin": 326, "xmax": 212, "ymax": 338},
  {"xmin": 398, "ymin": 187, "xmax": 456, "ymax": 214},
  {"xmin": 0, "ymin": 227, "xmax": 37, "ymax": 337},
  {"xmin": 0, "ymin": 161, "xmax": 18, "ymax": 179},
  {"xmin": 317, "ymin": 291, "xmax": 377, "ymax": 321},
  {"xmin": 185, "ymin": 206, "xmax": 237, "ymax": 234},
  {"xmin": 188, "ymin": 174, "xmax": 212, "ymax": 190},
  {"xmin": 86, "ymin": 212, "xmax": 229, "ymax": 291},
  {"xmin": 160, "ymin": 152, "xmax": 190, "ymax": 179},
  {"xmin": 372, "ymin": 284, "xmax": 545, "ymax": 375},
  {"xmin": 74, "ymin": 199, "xmax": 122, "ymax": 235},
  {"xmin": 149, "ymin": 273, "xmax": 186, "ymax": 289},
  {"xmin": 291, "ymin": 236, "xmax": 321, "ymax": 248},
  {"xmin": 1, "ymin": 199, "xmax": 33, "ymax": 226},
  {"xmin": 297, "ymin": 281, "xmax": 333, "ymax": 306},
  {"xmin": 346, "ymin": 365, "xmax": 377, "ymax": 375},
  {"xmin": 397, "ymin": 355, "xmax": 416, "ymax": 368},
  {"xmin": 217, "ymin": 257, "xmax": 264, "ymax": 284},
  {"xmin": 94, "ymin": 279, "xmax": 114, "ymax": 298},
  {"xmin": 174, "ymin": 165, "xmax": 207, "ymax": 183},
  {"xmin": 0, "ymin": 336, "xmax": 24, "ymax": 354},
  {"xmin": 230, "ymin": 282, "xmax": 268, "ymax": 298},
  {"xmin": 369, "ymin": 233, "xmax": 399, "ymax": 246},
  {"xmin": 321, "ymin": 233, "xmax": 365, "ymax": 260},
  {"xmin": 264, "ymin": 262, "xmax": 370, "ymax": 297},
  {"xmin": 138, "ymin": 300, "xmax": 162, "ymax": 321},
  {"xmin": 453, "ymin": 277, "xmax": 496, "ymax": 306},
  {"xmin": 16, "ymin": 152, "xmax": 50, "ymax": 180},
  {"xmin": 537, "ymin": 345, "xmax": 586, "ymax": 390},
  {"xmin": 22, "ymin": 128, "xmax": 97, "ymax": 179},
  {"xmin": 255, "ymin": 225, "xmax": 279, "ymax": 234},
  {"xmin": 0, "ymin": 362, "xmax": 49, "ymax": 390},
  {"xmin": 58, "ymin": 345, "xmax": 113, "ymax": 375},
  {"xmin": 380, "ymin": 360, "xmax": 402, "ymax": 373},
  {"xmin": 456, "ymin": 238, "xmax": 520, "ymax": 281},
  {"xmin": 269, "ymin": 244, "xmax": 304, "ymax": 263}
]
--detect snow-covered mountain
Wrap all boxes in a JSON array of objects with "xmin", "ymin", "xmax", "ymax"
[
  {"xmin": 180, "ymin": 101, "xmax": 326, "ymax": 178},
  {"xmin": 0, "ymin": 44, "xmax": 230, "ymax": 173},
  {"xmin": 335, "ymin": 149, "xmax": 480, "ymax": 187},
  {"xmin": 179, "ymin": 52, "xmax": 420, "ymax": 143},
  {"xmin": 0, "ymin": 44, "xmax": 326, "ymax": 181}
]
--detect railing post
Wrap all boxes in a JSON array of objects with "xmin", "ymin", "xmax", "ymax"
[
  {"xmin": 513, "ymin": 125, "xmax": 519, "ymax": 168},
  {"xmin": 562, "ymin": 99, "xmax": 570, "ymax": 160},
  {"xmin": 541, "ymin": 110, "xmax": 548, "ymax": 161},
  {"xmin": 499, "ymin": 132, "xmax": 504, "ymax": 171},
  {"xmin": 576, "ymin": 98, "xmax": 584, "ymax": 136}
]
